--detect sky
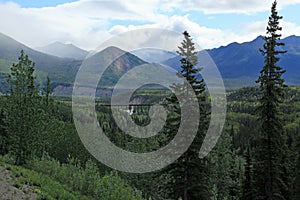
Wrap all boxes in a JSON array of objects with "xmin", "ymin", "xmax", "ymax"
[{"xmin": 0, "ymin": 0, "xmax": 300, "ymax": 51}]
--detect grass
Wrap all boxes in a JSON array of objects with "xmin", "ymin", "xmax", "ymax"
[{"xmin": 0, "ymin": 158, "xmax": 91, "ymax": 200}]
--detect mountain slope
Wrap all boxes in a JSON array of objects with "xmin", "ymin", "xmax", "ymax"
[
  {"xmin": 54, "ymin": 46, "xmax": 147, "ymax": 95},
  {"xmin": 0, "ymin": 32, "xmax": 81, "ymax": 91},
  {"xmin": 0, "ymin": 33, "xmax": 148, "ymax": 95},
  {"xmin": 82, "ymin": 46, "xmax": 147, "ymax": 87},
  {"xmin": 37, "ymin": 42, "xmax": 89, "ymax": 60},
  {"xmin": 0, "ymin": 160, "xmax": 91, "ymax": 199}
]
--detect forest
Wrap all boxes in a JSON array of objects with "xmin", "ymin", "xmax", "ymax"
[{"xmin": 0, "ymin": 1, "xmax": 300, "ymax": 199}]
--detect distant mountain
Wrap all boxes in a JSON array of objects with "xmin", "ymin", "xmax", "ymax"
[
  {"xmin": 84, "ymin": 46, "xmax": 147, "ymax": 87},
  {"xmin": 131, "ymin": 48, "xmax": 177, "ymax": 63},
  {"xmin": 0, "ymin": 33, "xmax": 148, "ymax": 95},
  {"xmin": 163, "ymin": 35, "xmax": 300, "ymax": 90},
  {"xmin": 37, "ymin": 42, "xmax": 89, "ymax": 60},
  {"xmin": 0, "ymin": 33, "xmax": 81, "ymax": 93},
  {"xmin": 283, "ymin": 35, "xmax": 300, "ymax": 53},
  {"xmin": 54, "ymin": 46, "xmax": 147, "ymax": 95}
]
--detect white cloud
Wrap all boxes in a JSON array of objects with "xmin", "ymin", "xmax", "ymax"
[
  {"xmin": 162, "ymin": 15, "xmax": 227, "ymax": 49},
  {"xmin": 0, "ymin": 0, "xmax": 166, "ymax": 50},
  {"xmin": 238, "ymin": 20, "xmax": 300, "ymax": 41},
  {"xmin": 108, "ymin": 15, "xmax": 262, "ymax": 50},
  {"xmin": 0, "ymin": 0, "xmax": 299, "ymax": 51},
  {"xmin": 0, "ymin": 1, "xmax": 117, "ymax": 49},
  {"xmin": 281, "ymin": 21, "xmax": 300, "ymax": 37},
  {"xmin": 160, "ymin": 0, "xmax": 300, "ymax": 14}
]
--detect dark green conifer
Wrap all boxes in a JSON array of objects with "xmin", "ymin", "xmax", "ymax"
[
  {"xmin": 6, "ymin": 50, "xmax": 39, "ymax": 165},
  {"xmin": 253, "ymin": 1, "xmax": 290, "ymax": 199},
  {"xmin": 0, "ymin": 109, "xmax": 8, "ymax": 155},
  {"xmin": 242, "ymin": 147, "xmax": 253, "ymax": 200},
  {"xmin": 165, "ymin": 31, "xmax": 210, "ymax": 200}
]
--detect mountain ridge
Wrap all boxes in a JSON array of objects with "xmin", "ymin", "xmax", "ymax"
[
  {"xmin": 163, "ymin": 35, "xmax": 300, "ymax": 89},
  {"xmin": 0, "ymin": 32, "xmax": 81, "ymax": 92}
]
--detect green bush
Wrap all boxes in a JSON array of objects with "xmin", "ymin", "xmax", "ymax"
[
  {"xmin": 26, "ymin": 157, "xmax": 145, "ymax": 199},
  {"xmin": 97, "ymin": 172, "xmax": 144, "ymax": 200},
  {"xmin": 0, "ymin": 158, "xmax": 91, "ymax": 200}
]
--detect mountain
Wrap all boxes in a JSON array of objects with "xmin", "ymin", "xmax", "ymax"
[
  {"xmin": 37, "ymin": 42, "xmax": 89, "ymax": 60},
  {"xmin": 0, "ymin": 33, "xmax": 81, "ymax": 93},
  {"xmin": 283, "ymin": 35, "xmax": 300, "ymax": 53},
  {"xmin": 131, "ymin": 48, "xmax": 177, "ymax": 63},
  {"xmin": 81, "ymin": 46, "xmax": 147, "ymax": 88},
  {"xmin": 0, "ymin": 33, "xmax": 147, "ymax": 95},
  {"xmin": 54, "ymin": 46, "xmax": 147, "ymax": 95},
  {"xmin": 163, "ymin": 35, "xmax": 300, "ymax": 90}
]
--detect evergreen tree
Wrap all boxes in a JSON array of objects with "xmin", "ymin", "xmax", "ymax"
[
  {"xmin": 253, "ymin": 1, "xmax": 290, "ymax": 199},
  {"xmin": 211, "ymin": 125, "xmax": 242, "ymax": 200},
  {"xmin": 41, "ymin": 76, "xmax": 53, "ymax": 158},
  {"xmin": 0, "ymin": 108, "xmax": 8, "ymax": 155},
  {"xmin": 242, "ymin": 147, "xmax": 253, "ymax": 200},
  {"xmin": 294, "ymin": 142, "xmax": 300, "ymax": 199},
  {"xmin": 165, "ymin": 31, "xmax": 210, "ymax": 200},
  {"xmin": 43, "ymin": 76, "xmax": 53, "ymax": 107},
  {"xmin": 228, "ymin": 132, "xmax": 243, "ymax": 200},
  {"xmin": 6, "ymin": 50, "xmax": 40, "ymax": 165},
  {"xmin": 294, "ymin": 157, "xmax": 300, "ymax": 199}
]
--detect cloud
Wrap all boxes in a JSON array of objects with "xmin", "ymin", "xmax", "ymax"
[
  {"xmin": 0, "ymin": 0, "xmax": 172, "ymax": 49},
  {"xmin": 238, "ymin": 20, "xmax": 300, "ymax": 41},
  {"xmin": 108, "ymin": 15, "xmax": 263, "ymax": 50},
  {"xmin": 0, "ymin": 0, "xmax": 299, "ymax": 51},
  {"xmin": 281, "ymin": 21, "xmax": 300, "ymax": 37},
  {"xmin": 0, "ymin": 1, "xmax": 115, "ymax": 49},
  {"xmin": 160, "ymin": 0, "xmax": 300, "ymax": 14},
  {"xmin": 36, "ymin": 1, "xmax": 140, "ymax": 20}
]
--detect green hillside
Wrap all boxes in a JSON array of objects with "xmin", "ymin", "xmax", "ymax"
[{"xmin": 0, "ymin": 158, "xmax": 91, "ymax": 200}]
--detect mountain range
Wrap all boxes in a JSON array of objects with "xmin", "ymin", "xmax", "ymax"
[
  {"xmin": 164, "ymin": 35, "xmax": 300, "ymax": 89},
  {"xmin": 0, "ymin": 32, "xmax": 299, "ymax": 94},
  {"xmin": 0, "ymin": 33, "xmax": 146, "ymax": 95},
  {"xmin": 0, "ymin": 33, "xmax": 82, "ymax": 93}
]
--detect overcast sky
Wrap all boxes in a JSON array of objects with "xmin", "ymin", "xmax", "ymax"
[{"xmin": 0, "ymin": 0, "xmax": 300, "ymax": 50}]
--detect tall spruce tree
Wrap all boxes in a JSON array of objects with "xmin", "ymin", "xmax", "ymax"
[
  {"xmin": 6, "ymin": 50, "xmax": 40, "ymax": 165},
  {"xmin": 40, "ymin": 76, "xmax": 53, "ymax": 158},
  {"xmin": 43, "ymin": 76, "xmax": 52, "ymax": 107},
  {"xmin": 242, "ymin": 147, "xmax": 253, "ymax": 200},
  {"xmin": 0, "ymin": 109, "xmax": 8, "ymax": 155},
  {"xmin": 294, "ymin": 141, "xmax": 300, "ymax": 199},
  {"xmin": 253, "ymin": 1, "xmax": 290, "ymax": 199},
  {"xmin": 165, "ymin": 31, "xmax": 210, "ymax": 200},
  {"xmin": 210, "ymin": 124, "xmax": 242, "ymax": 200}
]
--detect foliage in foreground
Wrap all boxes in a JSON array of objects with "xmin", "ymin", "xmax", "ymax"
[
  {"xmin": 27, "ymin": 157, "xmax": 144, "ymax": 200},
  {"xmin": 0, "ymin": 156, "xmax": 90, "ymax": 200},
  {"xmin": 1, "ymin": 155, "xmax": 145, "ymax": 200}
]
